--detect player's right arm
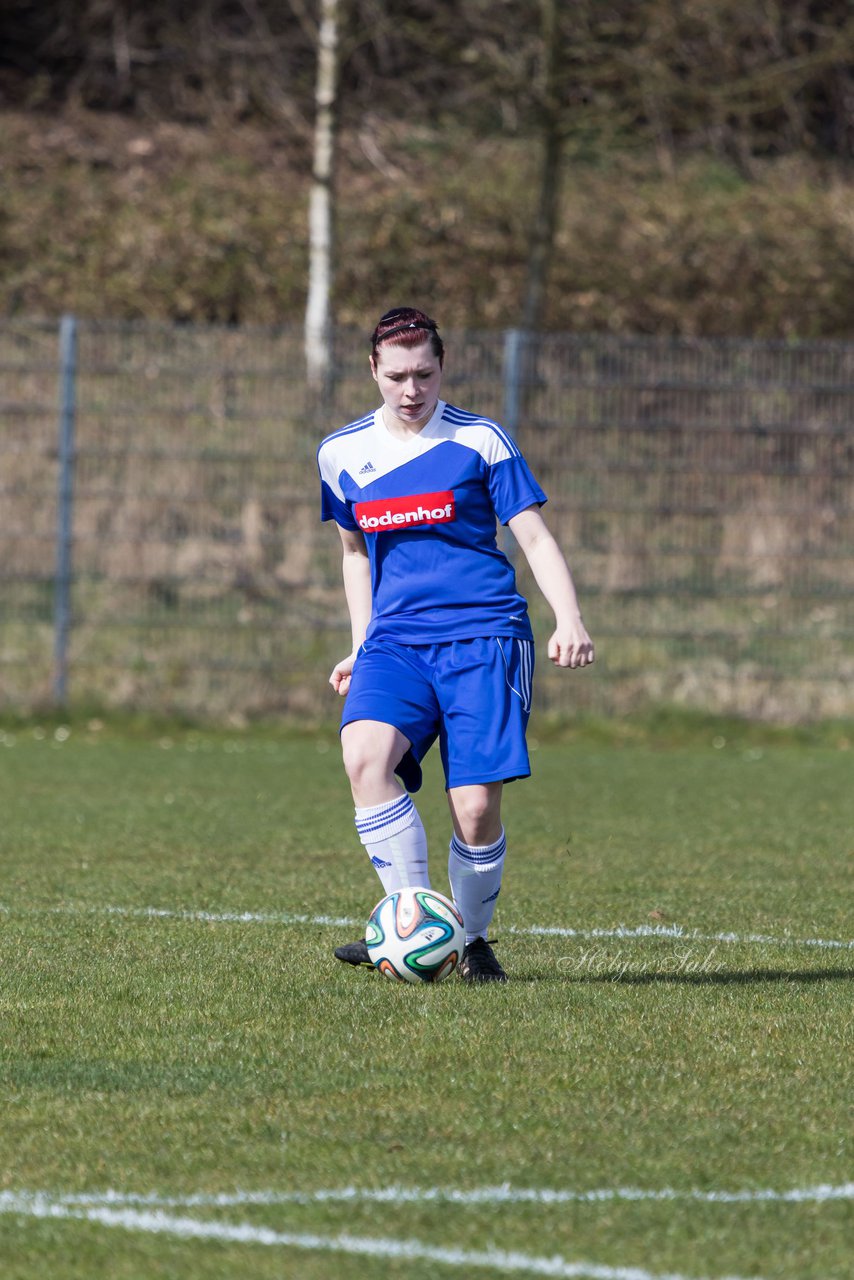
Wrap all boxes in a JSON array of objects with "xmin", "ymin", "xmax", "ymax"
[{"xmin": 329, "ymin": 525, "xmax": 372, "ymax": 696}]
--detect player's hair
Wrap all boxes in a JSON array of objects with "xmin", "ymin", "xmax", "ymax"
[{"xmin": 370, "ymin": 307, "xmax": 444, "ymax": 366}]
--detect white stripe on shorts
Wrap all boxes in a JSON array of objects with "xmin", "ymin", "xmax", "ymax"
[{"xmin": 497, "ymin": 638, "xmax": 533, "ymax": 713}]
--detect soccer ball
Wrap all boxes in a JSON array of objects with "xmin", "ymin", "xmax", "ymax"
[{"xmin": 366, "ymin": 887, "xmax": 465, "ymax": 983}]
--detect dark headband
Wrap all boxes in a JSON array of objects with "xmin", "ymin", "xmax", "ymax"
[{"xmin": 374, "ymin": 319, "xmax": 439, "ymax": 345}]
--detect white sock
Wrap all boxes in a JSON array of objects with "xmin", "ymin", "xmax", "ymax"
[
  {"xmin": 355, "ymin": 793, "xmax": 430, "ymax": 895},
  {"xmin": 448, "ymin": 827, "xmax": 506, "ymax": 944}
]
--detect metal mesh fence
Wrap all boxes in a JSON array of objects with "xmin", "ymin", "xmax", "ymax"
[{"xmin": 1, "ymin": 317, "xmax": 852, "ymax": 723}]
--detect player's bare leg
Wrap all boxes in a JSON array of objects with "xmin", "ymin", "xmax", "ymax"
[{"xmin": 447, "ymin": 782, "xmax": 503, "ymax": 847}]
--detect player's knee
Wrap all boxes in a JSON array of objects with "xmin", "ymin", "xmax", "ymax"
[
  {"xmin": 341, "ymin": 735, "xmax": 373, "ymax": 788},
  {"xmin": 341, "ymin": 725, "xmax": 398, "ymax": 792}
]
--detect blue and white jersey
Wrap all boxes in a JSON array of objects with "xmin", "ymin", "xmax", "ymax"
[{"xmin": 317, "ymin": 400, "xmax": 547, "ymax": 644}]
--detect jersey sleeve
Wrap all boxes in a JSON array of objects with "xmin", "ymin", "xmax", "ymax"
[
  {"xmin": 320, "ymin": 478, "xmax": 358, "ymax": 529},
  {"xmin": 487, "ymin": 453, "xmax": 548, "ymax": 525},
  {"xmin": 317, "ymin": 443, "xmax": 358, "ymax": 530}
]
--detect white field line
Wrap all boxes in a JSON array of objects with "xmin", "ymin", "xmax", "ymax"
[
  {"xmin": 15, "ymin": 1182, "xmax": 854, "ymax": 1210},
  {"xmin": 2, "ymin": 901, "xmax": 853, "ymax": 952},
  {"xmin": 0, "ymin": 1191, "xmax": 767, "ymax": 1280},
  {"xmin": 519, "ymin": 923, "xmax": 854, "ymax": 951}
]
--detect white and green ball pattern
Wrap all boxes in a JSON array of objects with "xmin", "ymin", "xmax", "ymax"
[{"xmin": 365, "ymin": 887, "xmax": 465, "ymax": 983}]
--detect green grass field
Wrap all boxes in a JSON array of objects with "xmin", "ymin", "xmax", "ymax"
[{"xmin": 1, "ymin": 717, "xmax": 852, "ymax": 1279}]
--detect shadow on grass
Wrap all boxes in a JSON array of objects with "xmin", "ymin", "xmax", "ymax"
[{"xmin": 554, "ymin": 968, "xmax": 854, "ymax": 986}]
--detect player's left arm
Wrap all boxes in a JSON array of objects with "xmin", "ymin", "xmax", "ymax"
[{"xmin": 507, "ymin": 505, "xmax": 595, "ymax": 669}]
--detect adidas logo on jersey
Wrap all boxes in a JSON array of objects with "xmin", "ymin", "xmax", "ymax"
[
  {"xmin": 359, "ymin": 461, "xmax": 376, "ymax": 474},
  {"xmin": 355, "ymin": 490, "xmax": 456, "ymax": 532}
]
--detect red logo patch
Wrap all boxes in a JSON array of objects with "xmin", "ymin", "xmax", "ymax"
[{"xmin": 355, "ymin": 490, "xmax": 456, "ymax": 532}]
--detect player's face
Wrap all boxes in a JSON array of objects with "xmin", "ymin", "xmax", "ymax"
[{"xmin": 371, "ymin": 341, "xmax": 443, "ymax": 433}]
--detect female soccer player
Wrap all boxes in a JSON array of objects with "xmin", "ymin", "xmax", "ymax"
[{"xmin": 317, "ymin": 307, "xmax": 594, "ymax": 982}]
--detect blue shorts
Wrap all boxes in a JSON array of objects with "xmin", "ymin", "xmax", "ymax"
[{"xmin": 340, "ymin": 636, "xmax": 535, "ymax": 792}]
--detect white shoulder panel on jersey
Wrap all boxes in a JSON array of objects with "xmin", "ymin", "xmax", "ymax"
[
  {"xmin": 317, "ymin": 412, "xmax": 376, "ymax": 499},
  {"xmin": 437, "ymin": 403, "xmax": 520, "ymax": 464}
]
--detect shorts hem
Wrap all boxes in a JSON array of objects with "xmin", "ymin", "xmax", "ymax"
[
  {"xmin": 339, "ymin": 711, "xmax": 411, "ymax": 744},
  {"xmin": 445, "ymin": 766, "xmax": 531, "ymax": 790}
]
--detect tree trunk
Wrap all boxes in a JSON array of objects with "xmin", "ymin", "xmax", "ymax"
[
  {"xmin": 305, "ymin": 0, "xmax": 339, "ymax": 399},
  {"xmin": 522, "ymin": 0, "xmax": 562, "ymax": 333}
]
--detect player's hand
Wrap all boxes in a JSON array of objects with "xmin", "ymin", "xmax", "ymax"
[
  {"xmin": 547, "ymin": 619, "xmax": 595, "ymax": 669},
  {"xmin": 329, "ymin": 653, "xmax": 356, "ymax": 696}
]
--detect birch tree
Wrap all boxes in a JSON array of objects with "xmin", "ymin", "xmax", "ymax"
[{"xmin": 305, "ymin": 0, "xmax": 340, "ymax": 397}]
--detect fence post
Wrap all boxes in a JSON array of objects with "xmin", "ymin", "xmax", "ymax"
[
  {"xmin": 53, "ymin": 313, "xmax": 77, "ymax": 708},
  {"xmin": 502, "ymin": 328, "xmax": 528, "ymax": 562},
  {"xmin": 502, "ymin": 328, "xmax": 526, "ymax": 438}
]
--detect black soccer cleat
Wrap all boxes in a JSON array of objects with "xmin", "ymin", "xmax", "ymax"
[
  {"xmin": 459, "ymin": 937, "xmax": 508, "ymax": 984},
  {"xmin": 334, "ymin": 938, "xmax": 372, "ymax": 967}
]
